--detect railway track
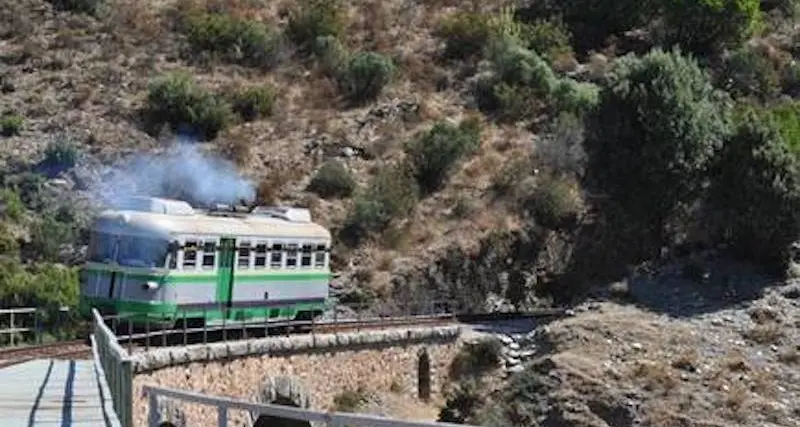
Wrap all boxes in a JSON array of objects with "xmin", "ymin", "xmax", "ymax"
[
  {"xmin": 0, "ymin": 339, "xmax": 91, "ymax": 369},
  {"xmin": 0, "ymin": 308, "xmax": 565, "ymax": 366}
]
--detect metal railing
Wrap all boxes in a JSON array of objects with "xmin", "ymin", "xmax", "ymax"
[
  {"xmin": 144, "ymin": 384, "xmax": 481, "ymax": 427},
  {"xmin": 92, "ymin": 308, "xmax": 134, "ymax": 427},
  {"xmin": 102, "ymin": 299, "xmax": 458, "ymax": 352},
  {"xmin": 0, "ymin": 307, "xmax": 39, "ymax": 346}
]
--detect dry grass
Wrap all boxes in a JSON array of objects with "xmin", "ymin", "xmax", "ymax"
[
  {"xmin": 743, "ymin": 322, "xmax": 785, "ymax": 344},
  {"xmin": 633, "ymin": 360, "xmax": 678, "ymax": 394}
]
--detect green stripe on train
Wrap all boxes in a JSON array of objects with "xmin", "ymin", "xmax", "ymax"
[{"xmin": 80, "ymin": 296, "xmax": 327, "ymax": 321}]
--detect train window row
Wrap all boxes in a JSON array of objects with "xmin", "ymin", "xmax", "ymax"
[
  {"xmin": 179, "ymin": 240, "xmax": 329, "ymax": 271},
  {"xmin": 88, "ymin": 232, "xmax": 330, "ymax": 271}
]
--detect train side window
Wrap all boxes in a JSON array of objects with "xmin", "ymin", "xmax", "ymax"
[
  {"xmin": 183, "ymin": 241, "xmax": 198, "ymax": 269},
  {"xmin": 314, "ymin": 244, "xmax": 327, "ymax": 268},
  {"xmin": 270, "ymin": 244, "xmax": 283, "ymax": 268},
  {"xmin": 300, "ymin": 244, "xmax": 313, "ymax": 268},
  {"xmin": 285, "ymin": 244, "xmax": 298, "ymax": 268},
  {"xmin": 238, "ymin": 242, "xmax": 251, "ymax": 269},
  {"xmin": 166, "ymin": 242, "xmax": 179, "ymax": 269},
  {"xmin": 202, "ymin": 242, "xmax": 216, "ymax": 269},
  {"xmin": 254, "ymin": 244, "xmax": 267, "ymax": 269}
]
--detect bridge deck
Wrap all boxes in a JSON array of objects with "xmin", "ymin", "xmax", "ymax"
[{"xmin": 0, "ymin": 359, "xmax": 116, "ymax": 427}]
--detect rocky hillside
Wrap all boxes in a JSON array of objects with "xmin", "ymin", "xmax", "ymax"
[
  {"xmin": 4, "ymin": 0, "xmax": 800, "ymax": 424},
  {"xmin": 447, "ymin": 253, "xmax": 800, "ymax": 427}
]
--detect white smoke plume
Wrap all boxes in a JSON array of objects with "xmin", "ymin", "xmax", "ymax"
[{"xmin": 90, "ymin": 141, "xmax": 255, "ymax": 209}]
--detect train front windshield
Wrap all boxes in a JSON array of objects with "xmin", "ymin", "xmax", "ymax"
[{"xmin": 88, "ymin": 231, "xmax": 171, "ymax": 268}]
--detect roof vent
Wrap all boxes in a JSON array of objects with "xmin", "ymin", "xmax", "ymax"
[
  {"xmin": 114, "ymin": 196, "xmax": 195, "ymax": 215},
  {"xmin": 251, "ymin": 206, "xmax": 312, "ymax": 222}
]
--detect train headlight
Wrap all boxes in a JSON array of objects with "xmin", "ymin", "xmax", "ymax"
[{"xmin": 142, "ymin": 281, "xmax": 159, "ymax": 291}]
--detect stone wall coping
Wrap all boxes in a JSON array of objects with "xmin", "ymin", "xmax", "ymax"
[{"xmin": 131, "ymin": 325, "xmax": 462, "ymax": 374}]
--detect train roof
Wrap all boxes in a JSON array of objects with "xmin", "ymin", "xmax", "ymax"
[{"xmin": 93, "ymin": 197, "xmax": 331, "ymax": 240}]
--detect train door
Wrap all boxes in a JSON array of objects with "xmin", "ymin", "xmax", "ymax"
[
  {"xmin": 105, "ymin": 235, "xmax": 120, "ymax": 300},
  {"xmin": 216, "ymin": 238, "xmax": 236, "ymax": 319}
]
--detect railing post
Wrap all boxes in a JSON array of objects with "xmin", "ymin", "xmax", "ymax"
[
  {"xmin": 183, "ymin": 311, "xmax": 188, "ymax": 347},
  {"xmin": 145, "ymin": 318, "xmax": 151, "ymax": 351},
  {"xmin": 127, "ymin": 318, "xmax": 133, "ymax": 354},
  {"xmin": 9, "ymin": 310, "xmax": 14, "ymax": 347},
  {"xmin": 203, "ymin": 307, "xmax": 208, "ymax": 344},
  {"xmin": 217, "ymin": 406, "xmax": 228, "ymax": 427},
  {"xmin": 120, "ymin": 358, "xmax": 133, "ymax": 427},
  {"xmin": 148, "ymin": 389, "xmax": 159, "ymax": 427},
  {"xmin": 161, "ymin": 314, "xmax": 167, "ymax": 347}
]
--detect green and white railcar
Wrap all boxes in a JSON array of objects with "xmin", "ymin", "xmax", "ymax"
[{"xmin": 78, "ymin": 197, "xmax": 332, "ymax": 326}]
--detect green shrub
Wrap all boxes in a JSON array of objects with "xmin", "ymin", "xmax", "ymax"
[
  {"xmin": 0, "ymin": 223, "xmax": 18, "ymax": 256},
  {"xmin": 231, "ymin": 85, "xmax": 276, "ymax": 121},
  {"xmin": 449, "ymin": 339, "xmax": 504, "ymax": 380},
  {"xmin": 307, "ymin": 160, "xmax": 356, "ymax": 199},
  {"xmin": 0, "ymin": 190, "xmax": 24, "ymax": 223},
  {"xmin": 584, "ymin": 48, "xmax": 732, "ymax": 239},
  {"xmin": 435, "ymin": 11, "xmax": 494, "ymax": 59},
  {"xmin": 551, "ymin": 79, "xmax": 600, "ymax": 115},
  {"xmin": 0, "ymin": 114, "xmax": 23, "ymax": 137},
  {"xmin": 47, "ymin": 0, "xmax": 103, "ymax": 15},
  {"xmin": 523, "ymin": 18, "xmax": 573, "ymax": 62},
  {"xmin": 708, "ymin": 107, "xmax": 800, "ymax": 269},
  {"xmin": 520, "ymin": 175, "xmax": 582, "ymax": 229},
  {"xmin": 25, "ymin": 214, "xmax": 75, "ymax": 263},
  {"xmin": 286, "ymin": 0, "xmax": 346, "ymax": 52},
  {"xmin": 489, "ymin": 38, "xmax": 556, "ymax": 93},
  {"xmin": 663, "ymin": 0, "xmax": 762, "ymax": 55},
  {"xmin": 184, "ymin": 12, "xmax": 279, "ymax": 68},
  {"xmin": 404, "ymin": 118, "xmax": 482, "ymax": 194},
  {"xmin": 516, "ymin": 0, "xmax": 658, "ymax": 53},
  {"xmin": 761, "ymin": 101, "xmax": 800, "ymax": 153},
  {"xmin": 719, "ymin": 46, "xmax": 781, "ymax": 100},
  {"xmin": 146, "ymin": 72, "xmax": 233, "ymax": 141},
  {"xmin": 474, "ymin": 78, "xmax": 533, "ymax": 121},
  {"xmin": 341, "ymin": 164, "xmax": 418, "ymax": 243},
  {"xmin": 313, "ymin": 35, "xmax": 349, "ymax": 74},
  {"xmin": 337, "ymin": 51, "xmax": 395, "ymax": 104},
  {"xmin": 41, "ymin": 137, "xmax": 78, "ymax": 174},
  {"xmin": 438, "ymin": 380, "xmax": 485, "ymax": 424}
]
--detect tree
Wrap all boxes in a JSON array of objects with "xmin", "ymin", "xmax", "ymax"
[
  {"xmin": 708, "ymin": 107, "xmax": 800, "ymax": 270},
  {"xmin": 663, "ymin": 0, "xmax": 762, "ymax": 55},
  {"xmin": 584, "ymin": 48, "xmax": 732, "ymax": 243}
]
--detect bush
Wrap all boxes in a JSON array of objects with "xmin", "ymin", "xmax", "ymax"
[
  {"xmin": 551, "ymin": 79, "xmax": 600, "ymax": 115},
  {"xmin": 146, "ymin": 72, "xmax": 233, "ymax": 141},
  {"xmin": 519, "ymin": 175, "xmax": 583, "ymax": 229},
  {"xmin": 341, "ymin": 164, "xmax": 418, "ymax": 243},
  {"xmin": 286, "ymin": 0, "xmax": 346, "ymax": 53},
  {"xmin": 40, "ymin": 137, "xmax": 78, "ymax": 176},
  {"xmin": 516, "ymin": 0, "xmax": 658, "ymax": 53},
  {"xmin": 474, "ymin": 78, "xmax": 536, "ymax": 122},
  {"xmin": 449, "ymin": 339, "xmax": 504, "ymax": 380},
  {"xmin": 337, "ymin": 51, "xmax": 395, "ymax": 104},
  {"xmin": 404, "ymin": 118, "xmax": 482, "ymax": 194},
  {"xmin": 25, "ymin": 214, "xmax": 75, "ymax": 263},
  {"xmin": 708, "ymin": 107, "xmax": 800, "ymax": 269},
  {"xmin": 663, "ymin": 0, "xmax": 762, "ymax": 55},
  {"xmin": 230, "ymin": 85, "xmax": 276, "ymax": 121},
  {"xmin": 489, "ymin": 38, "xmax": 557, "ymax": 93},
  {"xmin": 436, "ymin": 11, "xmax": 494, "ymax": 60},
  {"xmin": 584, "ymin": 48, "xmax": 732, "ymax": 240},
  {"xmin": 47, "ymin": 0, "xmax": 103, "ymax": 15},
  {"xmin": 184, "ymin": 12, "xmax": 280, "ymax": 68},
  {"xmin": 313, "ymin": 35, "xmax": 349, "ymax": 74},
  {"xmin": 718, "ymin": 46, "xmax": 781, "ymax": 100},
  {"xmin": 523, "ymin": 18, "xmax": 573, "ymax": 62},
  {"xmin": 307, "ymin": 160, "xmax": 356, "ymax": 199},
  {"xmin": 438, "ymin": 380, "xmax": 485, "ymax": 424},
  {"xmin": 0, "ymin": 114, "xmax": 23, "ymax": 137},
  {"xmin": 0, "ymin": 190, "xmax": 24, "ymax": 223},
  {"xmin": 332, "ymin": 387, "xmax": 369, "ymax": 412}
]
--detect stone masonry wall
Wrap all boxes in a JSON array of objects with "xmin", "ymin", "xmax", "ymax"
[{"xmin": 131, "ymin": 326, "xmax": 462, "ymax": 427}]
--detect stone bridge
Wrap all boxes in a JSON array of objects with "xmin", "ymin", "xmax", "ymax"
[{"xmin": 129, "ymin": 326, "xmax": 470, "ymax": 427}]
